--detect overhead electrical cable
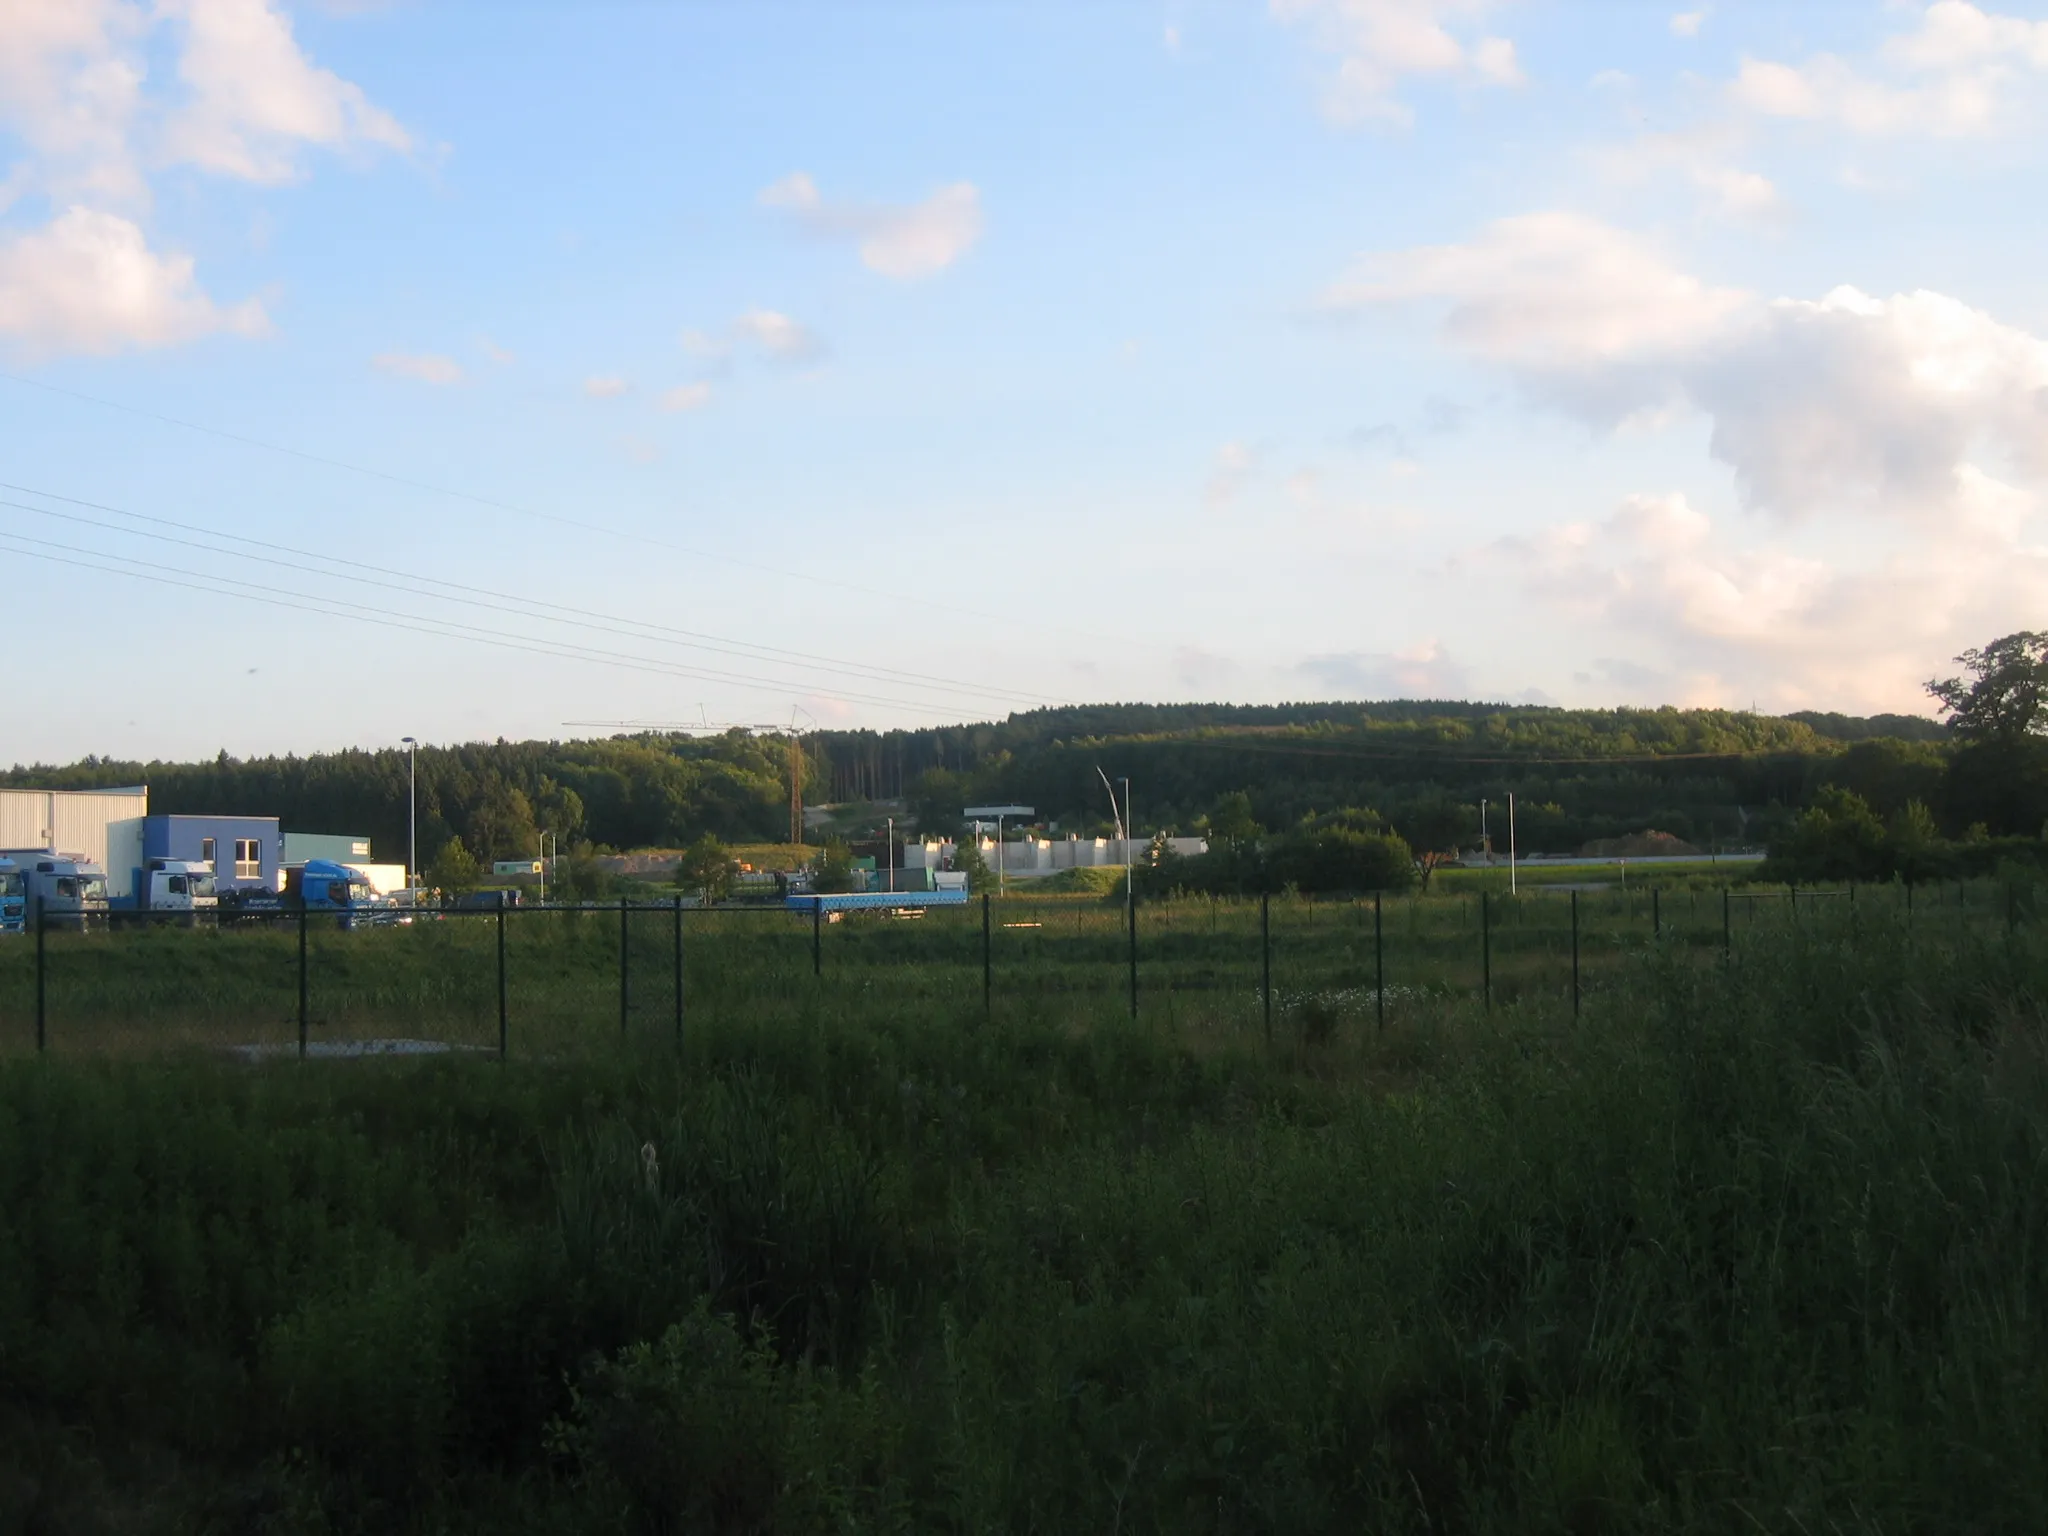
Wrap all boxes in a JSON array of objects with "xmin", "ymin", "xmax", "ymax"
[
  {"xmin": 0, "ymin": 370, "xmax": 1146, "ymax": 645},
  {"xmin": 0, "ymin": 487, "xmax": 1063, "ymax": 709},
  {"xmin": 0, "ymin": 530, "xmax": 972, "ymax": 717}
]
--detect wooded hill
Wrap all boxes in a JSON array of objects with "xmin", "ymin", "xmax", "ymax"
[{"xmin": 5, "ymin": 701, "xmax": 1958, "ymax": 868}]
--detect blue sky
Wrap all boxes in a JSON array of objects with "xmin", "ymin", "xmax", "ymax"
[{"xmin": 4, "ymin": 0, "xmax": 2047, "ymax": 762}]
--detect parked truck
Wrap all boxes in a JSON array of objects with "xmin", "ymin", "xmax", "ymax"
[
  {"xmin": 0, "ymin": 853, "xmax": 112, "ymax": 930},
  {"xmin": 219, "ymin": 858, "xmax": 392, "ymax": 928},
  {"xmin": 113, "ymin": 857, "xmax": 220, "ymax": 923},
  {"xmin": 0, "ymin": 858, "xmax": 21, "ymax": 935}
]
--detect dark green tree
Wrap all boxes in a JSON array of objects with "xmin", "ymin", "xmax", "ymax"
[
  {"xmin": 812, "ymin": 836, "xmax": 856, "ymax": 895},
  {"xmin": 674, "ymin": 834, "xmax": 735, "ymax": 903},
  {"xmin": 426, "ymin": 835, "xmax": 483, "ymax": 896},
  {"xmin": 1928, "ymin": 633, "xmax": 2048, "ymax": 741}
]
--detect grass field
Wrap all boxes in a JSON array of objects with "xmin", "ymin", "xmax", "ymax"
[{"xmin": 1, "ymin": 886, "xmax": 2045, "ymax": 1531}]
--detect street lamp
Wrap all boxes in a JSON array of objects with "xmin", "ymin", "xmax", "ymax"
[{"xmin": 401, "ymin": 736, "xmax": 417, "ymax": 900}]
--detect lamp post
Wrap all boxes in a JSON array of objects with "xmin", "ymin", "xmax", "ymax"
[
  {"xmin": 886, "ymin": 815, "xmax": 894, "ymax": 894},
  {"xmin": 401, "ymin": 736, "xmax": 417, "ymax": 900},
  {"xmin": 538, "ymin": 830, "xmax": 554, "ymax": 903}
]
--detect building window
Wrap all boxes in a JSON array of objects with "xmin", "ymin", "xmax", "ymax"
[
  {"xmin": 201, "ymin": 837, "xmax": 216, "ymax": 869},
  {"xmin": 234, "ymin": 839, "xmax": 261, "ymax": 880}
]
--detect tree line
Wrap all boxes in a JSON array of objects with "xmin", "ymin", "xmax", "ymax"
[{"xmin": 23, "ymin": 651, "xmax": 2045, "ymax": 880}]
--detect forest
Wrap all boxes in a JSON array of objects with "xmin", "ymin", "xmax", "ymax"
[{"xmin": 14, "ymin": 638, "xmax": 2048, "ymax": 879}]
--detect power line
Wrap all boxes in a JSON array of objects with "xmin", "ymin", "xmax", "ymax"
[
  {"xmin": 0, "ymin": 531, "xmax": 972, "ymax": 716},
  {"xmin": 0, "ymin": 483, "xmax": 1065, "ymax": 709},
  {"xmin": 0, "ymin": 369, "xmax": 1122, "ymax": 639}
]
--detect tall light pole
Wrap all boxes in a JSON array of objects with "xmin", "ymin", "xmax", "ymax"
[
  {"xmin": 401, "ymin": 736, "xmax": 417, "ymax": 899},
  {"xmin": 1508, "ymin": 791, "xmax": 1518, "ymax": 896},
  {"xmin": 1096, "ymin": 766, "xmax": 1132, "ymax": 929},
  {"xmin": 886, "ymin": 815, "xmax": 894, "ymax": 894}
]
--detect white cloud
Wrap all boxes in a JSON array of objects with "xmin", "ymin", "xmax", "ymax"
[
  {"xmin": 372, "ymin": 350, "xmax": 461, "ymax": 384},
  {"xmin": 582, "ymin": 374, "xmax": 629, "ymax": 399},
  {"xmin": 476, "ymin": 335, "xmax": 513, "ymax": 365},
  {"xmin": 659, "ymin": 382, "xmax": 711, "ymax": 412},
  {"xmin": 1337, "ymin": 212, "xmax": 2048, "ymax": 523},
  {"xmin": 1669, "ymin": 10, "xmax": 1705, "ymax": 39},
  {"xmin": 679, "ymin": 327, "xmax": 730, "ymax": 363},
  {"xmin": 731, "ymin": 308, "xmax": 824, "ymax": 361},
  {"xmin": 1326, "ymin": 211, "xmax": 1748, "ymax": 370},
  {"xmin": 1206, "ymin": 440, "xmax": 1256, "ymax": 505},
  {"xmin": 0, "ymin": 205, "xmax": 266, "ymax": 354},
  {"xmin": 1590, "ymin": 122, "xmax": 1783, "ymax": 224},
  {"xmin": 1296, "ymin": 640, "xmax": 1470, "ymax": 698},
  {"xmin": 0, "ymin": 0, "xmax": 149, "ymax": 205},
  {"xmin": 0, "ymin": 0, "xmax": 405, "ymax": 358},
  {"xmin": 156, "ymin": 0, "xmax": 411, "ymax": 182},
  {"xmin": 1731, "ymin": 3, "xmax": 2048, "ymax": 138},
  {"xmin": 1480, "ymin": 482, "xmax": 2048, "ymax": 712},
  {"xmin": 757, "ymin": 172, "xmax": 983, "ymax": 279},
  {"xmin": 1270, "ymin": 0, "xmax": 1525, "ymax": 125},
  {"xmin": 1163, "ymin": 23, "xmax": 1182, "ymax": 54}
]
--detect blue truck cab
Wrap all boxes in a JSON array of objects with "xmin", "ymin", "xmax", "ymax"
[{"xmin": 0, "ymin": 858, "xmax": 21, "ymax": 935}]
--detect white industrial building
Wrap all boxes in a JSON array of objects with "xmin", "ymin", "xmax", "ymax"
[
  {"xmin": 906, "ymin": 833, "xmax": 1207, "ymax": 880},
  {"xmin": 0, "ymin": 785, "xmax": 148, "ymax": 896}
]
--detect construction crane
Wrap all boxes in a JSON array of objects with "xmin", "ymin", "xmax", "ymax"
[{"xmin": 562, "ymin": 708, "xmax": 817, "ymax": 844}]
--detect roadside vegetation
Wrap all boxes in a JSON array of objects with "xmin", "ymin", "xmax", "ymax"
[{"xmin": 3, "ymin": 898, "xmax": 2046, "ymax": 1531}]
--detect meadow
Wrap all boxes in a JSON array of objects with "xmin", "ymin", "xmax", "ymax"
[{"xmin": 0, "ymin": 885, "xmax": 2044, "ymax": 1532}]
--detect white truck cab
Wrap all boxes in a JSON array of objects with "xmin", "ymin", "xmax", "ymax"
[
  {"xmin": 15, "ymin": 856, "xmax": 111, "ymax": 929},
  {"xmin": 141, "ymin": 857, "xmax": 219, "ymax": 918}
]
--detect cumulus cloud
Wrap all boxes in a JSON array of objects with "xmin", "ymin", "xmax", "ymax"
[
  {"xmin": 1270, "ymin": 0, "xmax": 1524, "ymax": 125},
  {"xmin": 1328, "ymin": 212, "xmax": 2048, "ymax": 520},
  {"xmin": 659, "ymin": 382, "xmax": 711, "ymax": 413},
  {"xmin": 372, "ymin": 350, "xmax": 461, "ymax": 384},
  {"xmin": 1731, "ymin": 2, "xmax": 2048, "ymax": 138},
  {"xmin": 156, "ymin": 0, "xmax": 411, "ymax": 182},
  {"xmin": 730, "ymin": 308, "xmax": 824, "ymax": 362},
  {"xmin": 1669, "ymin": 10, "xmax": 1706, "ymax": 39},
  {"xmin": 1477, "ymin": 482, "xmax": 2048, "ymax": 711},
  {"xmin": 1296, "ymin": 640, "xmax": 1471, "ymax": 698},
  {"xmin": 757, "ymin": 172, "xmax": 982, "ymax": 279},
  {"xmin": 582, "ymin": 375, "xmax": 629, "ymax": 399},
  {"xmin": 0, "ymin": 0, "xmax": 404, "ymax": 357},
  {"xmin": 0, "ymin": 205, "xmax": 267, "ymax": 354}
]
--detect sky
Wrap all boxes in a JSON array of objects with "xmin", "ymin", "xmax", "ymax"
[{"xmin": 4, "ymin": 0, "xmax": 2048, "ymax": 763}]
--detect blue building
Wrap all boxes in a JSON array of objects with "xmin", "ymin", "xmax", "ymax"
[{"xmin": 141, "ymin": 814, "xmax": 282, "ymax": 893}]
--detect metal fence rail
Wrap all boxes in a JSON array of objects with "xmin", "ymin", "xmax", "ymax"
[{"xmin": 0, "ymin": 879, "xmax": 2035, "ymax": 1059}]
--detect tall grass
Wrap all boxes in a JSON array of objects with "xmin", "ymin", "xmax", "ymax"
[{"xmin": 0, "ymin": 912, "xmax": 2045, "ymax": 1530}]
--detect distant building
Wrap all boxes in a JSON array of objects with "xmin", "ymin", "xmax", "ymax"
[
  {"xmin": 142, "ymin": 814, "xmax": 281, "ymax": 893},
  {"xmin": 0, "ymin": 785, "xmax": 149, "ymax": 898},
  {"xmin": 283, "ymin": 832, "xmax": 375, "ymax": 866},
  {"xmin": 905, "ymin": 833, "xmax": 1207, "ymax": 879}
]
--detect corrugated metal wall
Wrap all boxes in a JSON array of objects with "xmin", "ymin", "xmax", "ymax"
[{"xmin": 0, "ymin": 786, "xmax": 149, "ymax": 864}]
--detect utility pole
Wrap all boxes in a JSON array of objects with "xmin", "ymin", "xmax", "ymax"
[
  {"xmin": 788, "ymin": 734, "xmax": 804, "ymax": 846},
  {"xmin": 402, "ymin": 736, "xmax": 418, "ymax": 899},
  {"xmin": 1508, "ymin": 791, "xmax": 1518, "ymax": 897}
]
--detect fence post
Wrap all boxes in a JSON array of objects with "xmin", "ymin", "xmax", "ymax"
[
  {"xmin": 2008, "ymin": 882, "xmax": 2018, "ymax": 937},
  {"xmin": 1374, "ymin": 892, "xmax": 1384, "ymax": 1035},
  {"xmin": 1128, "ymin": 888, "xmax": 1139, "ymax": 1020},
  {"xmin": 1722, "ymin": 888, "xmax": 1731, "ymax": 957},
  {"xmin": 1260, "ymin": 891, "xmax": 1272, "ymax": 1044},
  {"xmin": 35, "ymin": 905, "xmax": 46, "ymax": 1054},
  {"xmin": 1652, "ymin": 887, "xmax": 1660, "ymax": 940},
  {"xmin": 981, "ymin": 892, "xmax": 991, "ymax": 1020},
  {"xmin": 1571, "ymin": 890, "xmax": 1581, "ymax": 1017},
  {"xmin": 297, "ymin": 903, "xmax": 309, "ymax": 1060},
  {"xmin": 812, "ymin": 897, "xmax": 822, "ymax": 978},
  {"xmin": 619, "ymin": 897, "xmax": 630, "ymax": 1036},
  {"xmin": 497, "ymin": 903, "xmax": 509, "ymax": 1062},
  {"xmin": 673, "ymin": 895, "xmax": 684, "ymax": 1051},
  {"xmin": 1481, "ymin": 891, "xmax": 1491, "ymax": 1010}
]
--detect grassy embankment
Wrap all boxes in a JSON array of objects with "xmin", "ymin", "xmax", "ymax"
[{"xmin": 1, "ymin": 891, "xmax": 2045, "ymax": 1530}]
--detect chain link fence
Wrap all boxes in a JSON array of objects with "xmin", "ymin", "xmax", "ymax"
[{"xmin": 0, "ymin": 879, "xmax": 2034, "ymax": 1059}]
